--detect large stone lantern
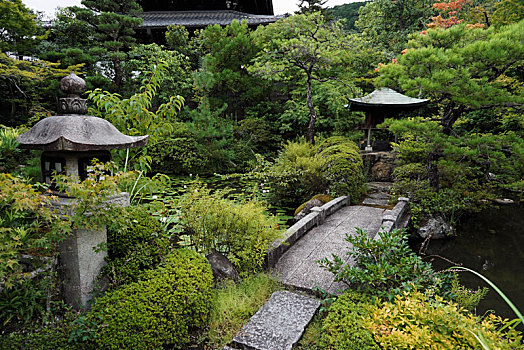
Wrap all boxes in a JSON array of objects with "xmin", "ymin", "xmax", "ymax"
[{"xmin": 17, "ymin": 73, "xmax": 148, "ymax": 309}]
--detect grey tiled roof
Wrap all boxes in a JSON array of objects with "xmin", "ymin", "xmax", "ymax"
[
  {"xmin": 139, "ymin": 10, "xmax": 283, "ymax": 28},
  {"xmin": 349, "ymin": 88, "xmax": 429, "ymax": 107}
]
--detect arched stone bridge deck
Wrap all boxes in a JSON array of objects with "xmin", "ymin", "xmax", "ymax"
[{"xmin": 268, "ymin": 195, "xmax": 410, "ymax": 295}]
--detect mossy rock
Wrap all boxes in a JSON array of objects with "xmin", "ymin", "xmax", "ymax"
[{"xmin": 294, "ymin": 194, "xmax": 334, "ymax": 216}]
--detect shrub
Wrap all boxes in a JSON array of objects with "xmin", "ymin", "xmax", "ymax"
[
  {"xmin": 319, "ymin": 228, "xmax": 453, "ymax": 301},
  {"xmin": 365, "ymin": 291, "xmax": 523, "ymax": 349},
  {"xmin": 319, "ymin": 291, "xmax": 379, "ymax": 350},
  {"xmin": 318, "ymin": 137, "xmax": 364, "ymax": 201},
  {"xmin": 268, "ymin": 137, "xmax": 363, "ymax": 207},
  {"xmin": 88, "ymin": 249, "xmax": 213, "ymax": 350},
  {"xmin": 178, "ymin": 185, "xmax": 281, "ymax": 272},
  {"xmin": 107, "ymin": 205, "xmax": 163, "ymax": 258},
  {"xmin": 103, "ymin": 205, "xmax": 171, "ymax": 287}
]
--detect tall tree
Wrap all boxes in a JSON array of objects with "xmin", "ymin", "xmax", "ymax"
[
  {"xmin": 297, "ymin": 0, "xmax": 330, "ymax": 16},
  {"xmin": 0, "ymin": 0, "xmax": 44, "ymax": 55},
  {"xmin": 250, "ymin": 12, "xmax": 357, "ymax": 144},
  {"xmin": 376, "ymin": 21, "xmax": 524, "ymax": 136},
  {"xmin": 356, "ymin": 0, "xmax": 435, "ymax": 55},
  {"xmin": 78, "ymin": 0, "xmax": 143, "ymax": 88}
]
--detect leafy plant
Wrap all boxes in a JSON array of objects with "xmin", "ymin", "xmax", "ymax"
[
  {"xmin": 365, "ymin": 290, "xmax": 523, "ymax": 349},
  {"xmin": 319, "ymin": 228, "xmax": 453, "ymax": 301},
  {"xmin": 319, "ymin": 291, "xmax": 379, "ymax": 350},
  {"xmin": 87, "ymin": 60, "xmax": 184, "ymax": 172},
  {"xmin": 178, "ymin": 183, "xmax": 282, "ymax": 272}
]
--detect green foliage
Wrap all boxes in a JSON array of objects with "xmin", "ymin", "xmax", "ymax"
[
  {"xmin": 365, "ymin": 290, "xmax": 523, "ymax": 349},
  {"xmin": 319, "ymin": 291, "xmax": 380, "ymax": 349},
  {"xmin": 123, "ymin": 43, "xmax": 192, "ymax": 103},
  {"xmin": 88, "ymin": 249, "xmax": 213, "ymax": 350},
  {"xmin": 319, "ymin": 228, "xmax": 453, "ymax": 301},
  {"xmin": 103, "ymin": 204, "xmax": 170, "ymax": 287},
  {"xmin": 251, "ymin": 12, "xmax": 358, "ymax": 143},
  {"xmin": 87, "ymin": 61, "xmax": 184, "ymax": 172},
  {"xmin": 356, "ymin": 0, "xmax": 434, "ymax": 54},
  {"xmin": 0, "ymin": 307, "xmax": 92, "ymax": 349},
  {"xmin": 206, "ymin": 273, "xmax": 281, "ymax": 349},
  {"xmin": 0, "ymin": 173, "xmax": 69, "ymax": 290},
  {"xmin": 386, "ymin": 117, "xmax": 524, "ymax": 224},
  {"xmin": 331, "ymin": 2, "xmax": 366, "ymax": 31},
  {"xmin": 451, "ymin": 274, "xmax": 489, "ymax": 312},
  {"xmin": 0, "ymin": 0, "xmax": 43, "ymax": 55},
  {"xmin": 377, "ymin": 21, "xmax": 524, "ymax": 134},
  {"xmin": 268, "ymin": 137, "xmax": 363, "ymax": 207},
  {"xmin": 178, "ymin": 184, "xmax": 281, "ymax": 272}
]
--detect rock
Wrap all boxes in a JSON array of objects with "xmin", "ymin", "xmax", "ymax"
[
  {"xmin": 361, "ymin": 152, "xmax": 398, "ymax": 182},
  {"xmin": 206, "ymin": 251, "xmax": 240, "ymax": 283},
  {"xmin": 417, "ymin": 215, "xmax": 454, "ymax": 239},
  {"xmin": 493, "ymin": 198, "xmax": 514, "ymax": 205},
  {"xmin": 232, "ymin": 291, "xmax": 320, "ymax": 350},
  {"xmin": 294, "ymin": 198, "xmax": 323, "ymax": 222}
]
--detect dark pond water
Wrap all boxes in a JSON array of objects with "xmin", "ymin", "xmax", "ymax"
[{"xmin": 413, "ymin": 204, "xmax": 524, "ymax": 321}]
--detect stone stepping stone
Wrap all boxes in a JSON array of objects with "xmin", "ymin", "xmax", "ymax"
[
  {"xmin": 232, "ymin": 291, "xmax": 320, "ymax": 350},
  {"xmin": 368, "ymin": 192, "xmax": 391, "ymax": 200},
  {"xmin": 362, "ymin": 197, "xmax": 390, "ymax": 206}
]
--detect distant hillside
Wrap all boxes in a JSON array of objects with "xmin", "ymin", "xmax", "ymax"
[{"xmin": 331, "ymin": 1, "xmax": 367, "ymax": 32}]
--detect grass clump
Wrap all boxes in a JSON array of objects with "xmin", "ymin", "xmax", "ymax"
[{"xmin": 206, "ymin": 273, "xmax": 281, "ymax": 349}]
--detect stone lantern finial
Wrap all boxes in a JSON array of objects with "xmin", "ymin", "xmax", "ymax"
[{"xmin": 58, "ymin": 72, "xmax": 88, "ymax": 115}]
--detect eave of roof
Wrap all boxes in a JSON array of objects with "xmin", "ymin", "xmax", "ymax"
[
  {"xmin": 348, "ymin": 88, "xmax": 429, "ymax": 110},
  {"xmin": 138, "ymin": 10, "xmax": 283, "ymax": 28}
]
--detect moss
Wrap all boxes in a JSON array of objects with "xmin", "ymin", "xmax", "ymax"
[
  {"xmin": 88, "ymin": 249, "xmax": 213, "ymax": 350},
  {"xmin": 294, "ymin": 194, "xmax": 334, "ymax": 216}
]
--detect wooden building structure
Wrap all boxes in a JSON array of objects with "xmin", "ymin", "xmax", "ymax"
[{"xmin": 135, "ymin": 0, "xmax": 281, "ymax": 43}]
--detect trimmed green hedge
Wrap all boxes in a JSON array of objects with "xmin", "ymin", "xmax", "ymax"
[{"xmin": 88, "ymin": 249, "xmax": 213, "ymax": 350}]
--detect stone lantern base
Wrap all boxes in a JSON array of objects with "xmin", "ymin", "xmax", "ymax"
[{"xmin": 55, "ymin": 192, "xmax": 130, "ymax": 310}]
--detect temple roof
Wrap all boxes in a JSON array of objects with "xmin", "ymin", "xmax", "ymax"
[
  {"xmin": 17, "ymin": 115, "xmax": 148, "ymax": 152},
  {"xmin": 348, "ymin": 88, "xmax": 429, "ymax": 110},
  {"xmin": 138, "ymin": 10, "xmax": 282, "ymax": 28}
]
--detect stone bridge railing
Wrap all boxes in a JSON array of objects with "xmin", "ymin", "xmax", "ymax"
[
  {"xmin": 266, "ymin": 196, "xmax": 351, "ymax": 268},
  {"xmin": 377, "ymin": 197, "xmax": 410, "ymax": 235}
]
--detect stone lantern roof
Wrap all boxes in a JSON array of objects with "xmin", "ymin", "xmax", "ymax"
[
  {"xmin": 17, "ymin": 73, "xmax": 148, "ymax": 151},
  {"xmin": 348, "ymin": 87, "xmax": 429, "ymax": 110}
]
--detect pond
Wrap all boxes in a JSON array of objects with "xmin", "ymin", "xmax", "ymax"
[{"xmin": 413, "ymin": 204, "xmax": 524, "ymax": 321}]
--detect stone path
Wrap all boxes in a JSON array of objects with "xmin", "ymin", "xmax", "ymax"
[
  {"xmin": 230, "ymin": 291, "xmax": 320, "ymax": 350},
  {"xmin": 272, "ymin": 204, "xmax": 387, "ymax": 294}
]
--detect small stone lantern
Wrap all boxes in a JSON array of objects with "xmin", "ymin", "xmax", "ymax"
[{"xmin": 17, "ymin": 73, "xmax": 148, "ymax": 309}]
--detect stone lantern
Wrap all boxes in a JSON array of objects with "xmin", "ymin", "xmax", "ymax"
[{"xmin": 17, "ymin": 73, "xmax": 148, "ymax": 309}]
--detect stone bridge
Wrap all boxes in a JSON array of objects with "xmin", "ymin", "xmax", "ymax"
[{"xmin": 268, "ymin": 193, "xmax": 410, "ymax": 294}]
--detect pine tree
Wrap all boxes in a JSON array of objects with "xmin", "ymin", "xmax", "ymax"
[{"xmin": 79, "ymin": 0, "xmax": 143, "ymax": 88}]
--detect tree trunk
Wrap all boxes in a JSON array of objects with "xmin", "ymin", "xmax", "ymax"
[
  {"xmin": 427, "ymin": 151, "xmax": 441, "ymax": 192},
  {"xmin": 306, "ymin": 76, "xmax": 317, "ymax": 145}
]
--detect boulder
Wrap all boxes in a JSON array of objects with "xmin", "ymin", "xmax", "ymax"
[
  {"xmin": 417, "ymin": 215, "xmax": 454, "ymax": 239},
  {"xmin": 206, "ymin": 251, "xmax": 240, "ymax": 283},
  {"xmin": 294, "ymin": 198, "xmax": 323, "ymax": 222}
]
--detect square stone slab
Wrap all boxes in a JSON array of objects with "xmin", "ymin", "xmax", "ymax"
[{"xmin": 232, "ymin": 291, "xmax": 320, "ymax": 350}]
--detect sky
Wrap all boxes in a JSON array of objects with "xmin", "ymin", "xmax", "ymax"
[{"xmin": 22, "ymin": 0, "xmax": 356, "ymax": 19}]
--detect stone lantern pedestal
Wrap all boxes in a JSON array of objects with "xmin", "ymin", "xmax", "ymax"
[
  {"xmin": 54, "ymin": 193, "xmax": 130, "ymax": 309},
  {"xmin": 17, "ymin": 72, "xmax": 148, "ymax": 309}
]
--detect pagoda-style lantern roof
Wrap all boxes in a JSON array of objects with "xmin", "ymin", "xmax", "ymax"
[
  {"xmin": 348, "ymin": 88, "xmax": 429, "ymax": 152},
  {"xmin": 348, "ymin": 87, "xmax": 429, "ymax": 111},
  {"xmin": 17, "ymin": 73, "xmax": 148, "ymax": 151}
]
